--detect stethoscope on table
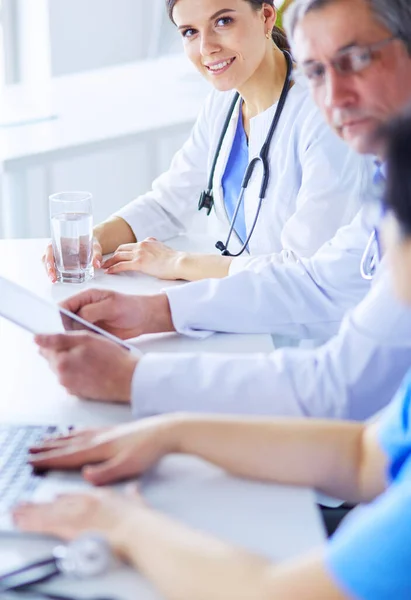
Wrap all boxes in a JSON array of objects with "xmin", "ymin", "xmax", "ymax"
[
  {"xmin": 198, "ymin": 50, "xmax": 294, "ymax": 257},
  {"xmin": 0, "ymin": 533, "xmax": 116, "ymax": 600}
]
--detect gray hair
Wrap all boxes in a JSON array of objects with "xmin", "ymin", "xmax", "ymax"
[{"xmin": 284, "ymin": 0, "xmax": 411, "ymax": 54}]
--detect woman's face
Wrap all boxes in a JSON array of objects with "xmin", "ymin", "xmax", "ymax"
[
  {"xmin": 382, "ymin": 213, "xmax": 411, "ymax": 305},
  {"xmin": 172, "ymin": 0, "xmax": 275, "ymax": 92}
]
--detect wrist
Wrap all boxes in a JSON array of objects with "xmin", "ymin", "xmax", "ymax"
[
  {"xmin": 162, "ymin": 413, "xmax": 190, "ymax": 454},
  {"xmin": 167, "ymin": 414, "xmax": 195, "ymax": 454},
  {"xmin": 144, "ymin": 293, "xmax": 175, "ymax": 334},
  {"xmin": 93, "ymin": 217, "xmax": 136, "ymax": 255},
  {"xmin": 173, "ymin": 251, "xmax": 190, "ymax": 280},
  {"xmin": 110, "ymin": 505, "xmax": 152, "ymax": 562},
  {"xmin": 118, "ymin": 353, "xmax": 139, "ymax": 403},
  {"xmin": 175, "ymin": 254, "xmax": 233, "ymax": 281},
  {"xmin": 93, "ymin": 224, "xmax": 104, "ymax": 246}
]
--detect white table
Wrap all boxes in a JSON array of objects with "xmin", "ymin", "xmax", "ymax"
[
  {"xmin": 0, "ymin": 236, "xmax": 325, "ymax": 599},
  {"xmin": 0, "ymin": 235, "xmax": 275, "ymax": 424}
]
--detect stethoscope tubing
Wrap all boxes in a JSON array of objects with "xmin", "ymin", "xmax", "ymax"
[
  {"xmin": 360, "ymin": 229, "xmax": 380, "ymax": 281},
  {"xmin": 0, "ymin": 557, "xmax": 59, "ymax": 588},
  {"xmin": 217, "ymin": 51, "xmax": 293, "ymax": 256}
]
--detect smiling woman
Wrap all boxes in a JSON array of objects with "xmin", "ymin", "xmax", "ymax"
[{"xmin": 42, "ymin": 0, "xmax": 369, "ymax": 284}]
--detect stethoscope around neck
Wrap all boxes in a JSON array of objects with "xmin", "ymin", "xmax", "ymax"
[
  {"xmin": 360, "ymin": 228, "xmax": 380, "ymax": 280},
  {"xmin": 198, "ymin": 50, "xmax": 294, "ymax": 257},
  {"xmin": 360, "ymin": 196, "xmax": 386, "ymax": 281}
]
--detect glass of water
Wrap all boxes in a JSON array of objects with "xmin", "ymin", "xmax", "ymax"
[{"xmin": 50, "ymin": 191, "xmax": 94, "ymax": 284}]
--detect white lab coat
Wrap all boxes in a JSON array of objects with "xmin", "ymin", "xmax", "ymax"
[
  {"xmin": 131, "ymin": 264, "xmax": 411, "ymax": 421},
  {"xmin": 115, "ymin": 73, "xmax": 369, "ymax": 263},
  {"xmin": 165, "ymin": 208, "xmax": 373, "ymax": 342}
]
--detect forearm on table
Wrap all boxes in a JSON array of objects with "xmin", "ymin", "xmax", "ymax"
[
  {"xmin": 175, "ymin": 253, "xmax": 233, "ymax": 280},
  {"xmin": 94, "ymin": 216, "xmax": 136, "ymax": 254},
  {"xmin": 114, "ymin": 506, "xmax": 274, "ymax": 600},
  {"xmin": 114, "ymin": 507, "xmax": 344, "ymax": 600},
  {"xmin": 170, "ymin": 416, "xmax": 368, "ymax": 502}
]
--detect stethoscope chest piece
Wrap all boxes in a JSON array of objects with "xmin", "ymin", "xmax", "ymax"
[
  {"xmin": 54, "ymin": 533, "xmax": 114, "ymax": 579},
  {"xmin": 198, "ymin": 190, "xmax": 214, "ymax": 215},
  {"xmin": 0, "ymin": 533, "xmax": 115, "ymax": 596}
]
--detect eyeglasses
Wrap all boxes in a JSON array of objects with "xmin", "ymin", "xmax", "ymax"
[{"xmin": 301, "ymin": 36, "xmax": 398, "ymax": 87}]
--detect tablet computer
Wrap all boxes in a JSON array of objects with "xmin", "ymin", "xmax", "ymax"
[{"xmin": 0, "ymin": 275, "xmax": 136, "ymax": 352}]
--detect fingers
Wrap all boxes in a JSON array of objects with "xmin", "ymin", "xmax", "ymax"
[
  {"xmin": 77, "ymin": 296, "xmax": 115, "ymax": 325},
  {"xmin": 105, "ymin": 261, "xmax": 141, "ymax": 275},
  {"xmin": 42, "ymin": 243, "xmax": 57, "ymax": 283},
  {"xmin": 93, "ymin": 239, "xmax": 103, "ymax": 269},
  {"xmin": 38, "ymin": 347, "xmax": 62, "ymax": 377},
  {"xmin": 28, "ymin": 440, "xmax": 110, "ymax": 470},
  {"xmin": 101, "ymin": 238, "xmax": 162, "ymax": 273},
  {"xmin": 60, "ymin": 288, "xmax": 113, "ymax": 316},
  {"xmin": 102, "ymin": 251, "xmax": 133, "ymax": 270},
  {"xmin": 83, "ymin": 452, "xmax": 135, "ymax": 486},
  {"xmin": 29, "ymin": 429, "xmax": 99, "ymax": 454},
  {"xmin": 29, "ymin": 438, "xmax": 80, "ymax": 455},
  {"xmin": 13, "ymin": 494, "xmax": 97, "ymax": 540},
  {"xmin": 35, "ymin": 332, "xmax": 93, "ymax": 352},
  {"xmin": 13, "ymin": 503, "xmax": 66, "ymax": 537}
]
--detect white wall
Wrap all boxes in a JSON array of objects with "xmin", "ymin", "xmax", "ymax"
[
  {"xmin": 48, "ymin": 0, "xmax": 180, "ymax": 76},
  {"xmin": 43, "ymin": 0, "xmax": 190, "ymax": 238},
  {"xmin": 1, "ymin": 2, "xmax": 198, "ymax": 239}
]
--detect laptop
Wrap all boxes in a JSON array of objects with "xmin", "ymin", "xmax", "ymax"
[
  {"xmin": 0, "ymin": 424, "xmax": 96, "ymax": 530},
  {"xmin": 0, "ymin": 275, "xmax": 141, "ymax": 530}
]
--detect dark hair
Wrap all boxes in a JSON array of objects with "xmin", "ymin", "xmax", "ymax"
[
  {"xmin": 379, "ymin": 110, "xmax": 411, "ymax": 236},
  {"xmin": 165, "ymin": 0, "xmax": 290, "ymax": 52}
]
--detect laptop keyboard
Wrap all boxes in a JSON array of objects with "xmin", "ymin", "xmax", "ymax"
[{"xmin": 0, "ymin": 425, "xmax": 60, "ymax": 511}]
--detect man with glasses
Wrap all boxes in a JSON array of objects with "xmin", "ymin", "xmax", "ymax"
[
  {"xmin": 302, "ymin": 37, "xmax": 398, "ymax": 93},
  {"xmin": 35, "ymin": 0, "xmax": 411, "ymax": 423}
]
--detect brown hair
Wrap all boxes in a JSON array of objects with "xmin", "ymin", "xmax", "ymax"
[{"xmin": 165, "ymin": 0, "xmax": 291, "ymax": 52}]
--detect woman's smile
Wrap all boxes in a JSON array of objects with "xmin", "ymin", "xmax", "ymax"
[{"xmin": 204, "ymin": 57, "xmax": 236, "ymax": 75}]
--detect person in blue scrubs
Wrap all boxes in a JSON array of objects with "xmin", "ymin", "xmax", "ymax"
[{"xmin": 13, "ymin": 114, "xmax": 411, "ymax": 599}]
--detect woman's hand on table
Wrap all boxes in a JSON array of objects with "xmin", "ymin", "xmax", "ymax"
[
  {"xmin": 102, "ymin": 237, "xmax": 186, "ymax": 280},
  {"xmin": 102, "ymin": 237, "xmax": 233, "ymax": 281},
  {"xmin": 35, "ymin": 331, "xmax": 139, "ymax": 403},
  {"xmin": 13, "ymin": 486, "xmax": 147, "ymax": 555},
  {"xmin": 43, "ymin": 234, "xmax": 232, "ymax": 283},
  {"xmin": 27, "ymin": 416, "xmax": 179, "ymax": 484},
  {"xmin": 42, "ymin": 238, "xmax": 103, "ymax": 283}
]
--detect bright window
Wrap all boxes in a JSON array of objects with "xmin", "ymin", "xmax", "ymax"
[{"xmin": 0, "ymin": 0, "xmax": 5, "ymax": 86}]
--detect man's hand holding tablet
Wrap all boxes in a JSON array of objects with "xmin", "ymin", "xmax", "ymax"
[
  {"xmin": 35, "ymin": 330, "xmax": 139, "ymax": 403},
  {"xmin": 59, "ymin": 288, "xmax": 173, "ymax": 340},
  {"xmin": 0, "ymin": 277, "xmax": 172, "ymax": 404}
]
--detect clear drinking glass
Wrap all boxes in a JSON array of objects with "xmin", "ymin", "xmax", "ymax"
[{"xmin": 50, "ymin": 191, "xmax": 94, "ymax": 284}]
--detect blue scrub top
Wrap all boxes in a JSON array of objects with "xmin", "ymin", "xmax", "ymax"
[
  {"xmin": 326, "ymin": 371, "xmax": 411, "ymax": 599},
  {"xmin": 221, "ymin": 104, "xmax": 249, "ymax": 245}
]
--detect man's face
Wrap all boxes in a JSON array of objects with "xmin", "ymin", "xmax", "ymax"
[{"xmin": 293, "ymin": 0, "xmax": 411, "ymax": 155}]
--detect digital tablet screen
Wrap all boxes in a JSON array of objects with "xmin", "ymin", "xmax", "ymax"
[{"xmin": 0, "ymin": 275, "xmax": 134, "ymax": 351}]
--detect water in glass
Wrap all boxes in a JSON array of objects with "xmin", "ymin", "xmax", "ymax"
[{"xmin": 51, "ymin": 212, "xmax": 94, "ymax": 283}]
